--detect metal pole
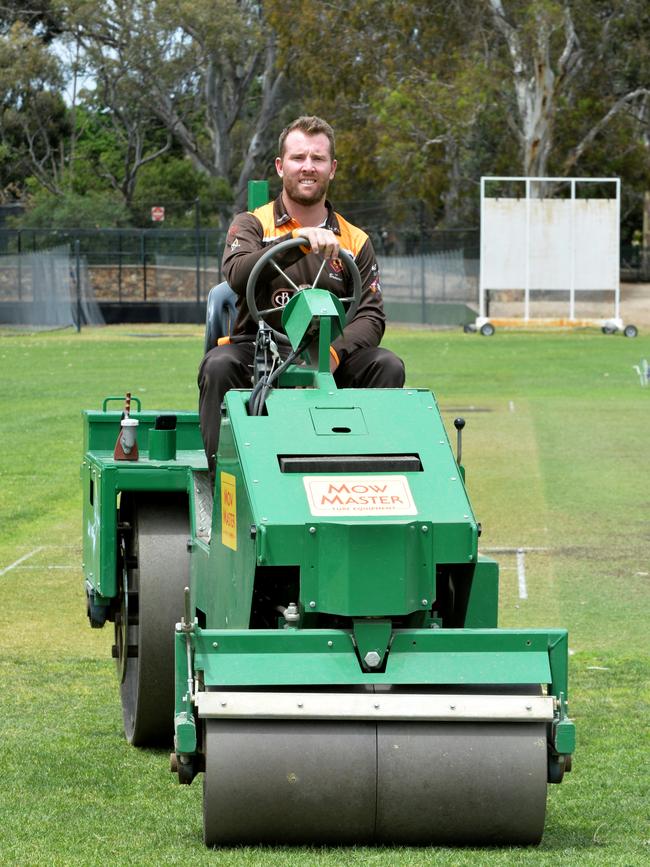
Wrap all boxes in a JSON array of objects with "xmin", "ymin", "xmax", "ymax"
[
  {"xmin": 479, "ymin": 178, "xmax": 485, "ymax": 318},
  {"xmin": 569, "ymin": 179, "xmax": 576, "ymax": 320},
  {"xmin": 17, "ymin": 230, "xmax": 22, "ymax": 301},
  {"xmin": 442, "ymin": 249, "xmax": 447, "ymax": 301},
  {"xmin": 643, "ymin": 191, "xmax": 650, "ymax": 280},
  {"xmin": 419, "ymin": 200, "xmax": 426, "ymax": 324},
  {"xmin": 141, "ymin": 231, "xmax": 147, "ymax": 301},
  {"xmin": 614, "ymin": 178, "xmax": 621, "ymax": 321},
  {"xmin": 118, "ymin": 232, "xmax": 122, "ymax": 303},
  {"xmin": 204, "ymin": 230, "xmax": 209, "ymax": 293},
  {"xmin": 75, "ymin": 238, "xmax": 81, "ymax": 332},
  {"xmin": 524, "ymin": 178, "xmax": 531, "ymax": 321},
  {"xmin": 195, "ymin": 197, "xmax": 201, "ymax": 304}
]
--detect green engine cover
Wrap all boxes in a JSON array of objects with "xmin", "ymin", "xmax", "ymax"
[{"xmin": 204, "ymin": 385, "xmax": 478, "ymax": 623}]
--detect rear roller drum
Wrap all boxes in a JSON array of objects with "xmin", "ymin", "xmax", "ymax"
[
  {"xmin": 202, "ymin": 716, "xmax": 547, "ymax": 846},
  {"xmin": 116, "ymin": 493, "xmax": 189, "ymax": 746}
]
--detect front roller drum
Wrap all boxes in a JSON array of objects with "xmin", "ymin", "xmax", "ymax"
[
  {"xmin": 376, "ymin": 722, "xmax": 547, "ymax": 844},
  {"xmin": 203, "ymin": 720, "xmax": 376, "ymax": 846},
  {"xmin": 203, "ymin": 718, "xmax": 547, "ymax": 846}
]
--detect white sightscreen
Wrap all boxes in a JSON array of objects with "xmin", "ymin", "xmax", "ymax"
[
  {"xmin": 574, "ymin": 200, "xmax": 619, "ymax": 289},
  {"xmin": 481, "ymin": 197, "xmax": 619, "ymax": 291}
]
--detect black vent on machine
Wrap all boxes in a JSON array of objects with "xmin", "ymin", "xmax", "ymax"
[{"xmin": 278, "ymin": 454, "xmax": 423, "ymax": 473}]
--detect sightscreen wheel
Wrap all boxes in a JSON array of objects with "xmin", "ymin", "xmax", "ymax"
[
  {"xmin": 117, "ymin": 493, "xmax": 189, "ymax": 746},
  {"xmin": 480, "ymin": 322, "xmax": 496, "ymax": 336},
  {"xmin": 202, "ymin": 716, "xmax": 547, "ymax": 846},
  {"xmin": 623, "ymin": 324, "xmax": 638, "ymax": 338}
]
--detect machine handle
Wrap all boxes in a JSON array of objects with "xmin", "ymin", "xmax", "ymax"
[
  {"xmin": 102, "ymin": 396, "xmax": 142, "ymax": 412},
  {"xmin": 454, "ymin": 417, "xmax": 465, "ymax": 465}
]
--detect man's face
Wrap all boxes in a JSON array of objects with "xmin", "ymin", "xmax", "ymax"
[{"xmin": 275, "ymin": 130, "xmax": 337, "ymax": 207}]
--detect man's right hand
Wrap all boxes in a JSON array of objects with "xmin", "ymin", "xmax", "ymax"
[{"xmin": 293, "ymin": 227, "xmax": 340, "ymax": 258}]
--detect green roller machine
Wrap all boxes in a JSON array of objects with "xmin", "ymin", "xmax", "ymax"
[{"xmin": 82, "ymin": 230, "xmax": 575, "ymax": 846}]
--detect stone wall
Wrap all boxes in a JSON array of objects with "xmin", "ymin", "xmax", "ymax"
[{"xmin": 0, "ymin": 263, "xmax": 221, "ymax": 302}]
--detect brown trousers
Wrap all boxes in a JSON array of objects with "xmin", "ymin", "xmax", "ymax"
[{"xmin": 198, "ymin": 341, "xmax": 405, "ymax": 479}]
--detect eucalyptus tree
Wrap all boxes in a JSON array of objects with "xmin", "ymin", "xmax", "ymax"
[
  {"xmin": 67, "ymin": 0, "xmax": 288, "ymax": 211},
  {"xmin": 487, "ymin": 0, "xmax": 649, "ymax": 179},
  {"xmin": 0, "ymin": 19, "xmax": 69, "ymax": 197}
]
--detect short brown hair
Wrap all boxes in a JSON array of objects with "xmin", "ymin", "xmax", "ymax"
[{"xmin": 278, "ymin": 116, "xmax": 336, "ymax": 159}]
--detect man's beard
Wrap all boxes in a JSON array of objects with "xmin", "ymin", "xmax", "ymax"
[{"xmin": 283, "ymin": 175, "xmax": 330, "ymax": 207}]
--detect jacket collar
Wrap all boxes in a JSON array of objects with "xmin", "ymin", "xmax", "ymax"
[{"xmin": 273, "ymin": 193, "xmax": 341, "ymax": 235}]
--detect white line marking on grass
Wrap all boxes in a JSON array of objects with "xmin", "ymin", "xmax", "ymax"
[
  {"xmin": 516, "ymin": 547, "xmax": 528, "ymax": 600},
  {"xmin": 480, "ymin": 546, "xmax": 548, "ymax": 553},
  {"xmin": 14, "ymin": 564, "xmax": 77, "ymax": 570},
  {"xmin": 0, "ymin": 546, "xmax": 45, "ymax": 576},
  {"xmin": 509, "ymin": 401, "xmax": 515, "ymax": 412}
]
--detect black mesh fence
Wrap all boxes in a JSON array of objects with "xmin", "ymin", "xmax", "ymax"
[
  {"xmin": 0, "ymin": 223, "xmax": 645, "ymax": 327},
  {"xmin": 0, "ymin": 224, "xmax": 481, "ymax": 306},
  {"xmin": 0, "ymin": 228, "xmax": 225, "ymax": 305}
]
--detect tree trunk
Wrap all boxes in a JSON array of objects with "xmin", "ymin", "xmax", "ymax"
[
  {"xmin": 488, "ymin": 0, "xmax": 582, "ymax": 178},
  {"xmin": 232, "ymin": 38, "xmax": 286, "ymax": 212}
]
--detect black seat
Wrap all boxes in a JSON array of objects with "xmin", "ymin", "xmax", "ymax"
[{"xmin": 204, "ymin": 282, "xmax": 238, "ymax": 354}]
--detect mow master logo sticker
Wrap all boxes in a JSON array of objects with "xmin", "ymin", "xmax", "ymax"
[
  {"xmin": 221, "ymin": 472, "xmax": 237, "ymax": 550},
  {"xmin": 303, "ymin": 475, "xmax": 417, "ymax": 517}
]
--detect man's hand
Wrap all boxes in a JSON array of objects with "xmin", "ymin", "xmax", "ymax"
[{"xmin": 294, "ymin": 227, "xmax": 340, "ymax": 258}]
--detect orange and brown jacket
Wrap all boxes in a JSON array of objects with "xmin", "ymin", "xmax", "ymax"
[{"xmin": 222, "ymin": 194, "xmax": 386, "ymax": 365}]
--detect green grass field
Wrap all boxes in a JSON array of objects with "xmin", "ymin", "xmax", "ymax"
[{"xmin": 1, "ymin": 324, "xmax": 648, "ymax": 866}]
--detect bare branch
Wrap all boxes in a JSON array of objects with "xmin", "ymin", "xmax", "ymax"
[{"xmin": 562, "ymin": 88, "xmax": 650, "ymax": 175}]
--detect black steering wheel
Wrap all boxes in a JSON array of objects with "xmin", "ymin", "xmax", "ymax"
[{"xmin": 245, "ymin": 236, "xmax": 362, "ymax": 342}]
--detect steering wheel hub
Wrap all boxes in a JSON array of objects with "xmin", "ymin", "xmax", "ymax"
[{"xmin": 245, "ymin": 236, "xmax": 362, "ymax": 343}]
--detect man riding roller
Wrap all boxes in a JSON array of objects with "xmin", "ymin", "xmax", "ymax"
[{"xmin": 198, "ymin": 115, "xmax": 405, "ymax": 479}]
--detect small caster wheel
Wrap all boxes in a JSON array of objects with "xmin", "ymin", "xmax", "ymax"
[
  {"xmin": 623, "ymin": 324, "xmax": 638, "ymax": 338},
  {"xmin": 480, "ymin": 322, "xmax": 495, "ymax": 336},
  {"xmin": 548, "ymin": 755, "xmax": 567, "ymax": 784},
  {"xmin": 175, "ymin": 753, "xmax": 202, "ymax": 785},
  {"xmin": 463, "ymin": 323, "xmax": 474, "ymax": 333},
  {"xmin": 602, "ymin": 323, "xmax": 616, "ymax": 335}
]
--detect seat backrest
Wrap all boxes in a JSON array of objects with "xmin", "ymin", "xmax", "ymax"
[{"xmin": 204, "ymin": 282, "xmax": 238, "ymax": 355}]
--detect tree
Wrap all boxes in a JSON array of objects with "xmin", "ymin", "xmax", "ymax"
[
  {"xmin": 75, "ymin": 79, "xmax": 171, "ymax": 207},
  {"xmin": 269, "ymin": 1, "xmax": 500, "ymax": 226},
  {"xmin": 130, "ymin": 156, "xmax": 232, "ymax": 227},
  {"xmin": 487, "ymin": 1, "xmax": 649, "ymax": 179},
  {"xmin": 15, "ymin": 185, "xmax": 131, "ymax": 228},
  {"xmin": 0, "ymin": 20, "xmax": 69, "ymax": 197},
  {"xmin": 67, "ymin": 0, "xmax": 289, "ymax": 212},
  {"xmin": 0, "ymin": 1, "xmax": 63, "ymax": 41}
]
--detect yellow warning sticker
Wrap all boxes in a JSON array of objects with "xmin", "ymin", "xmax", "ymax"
[{"xmin": 221, "ymin": 472, "xmax": 237, "ymax": 550}]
